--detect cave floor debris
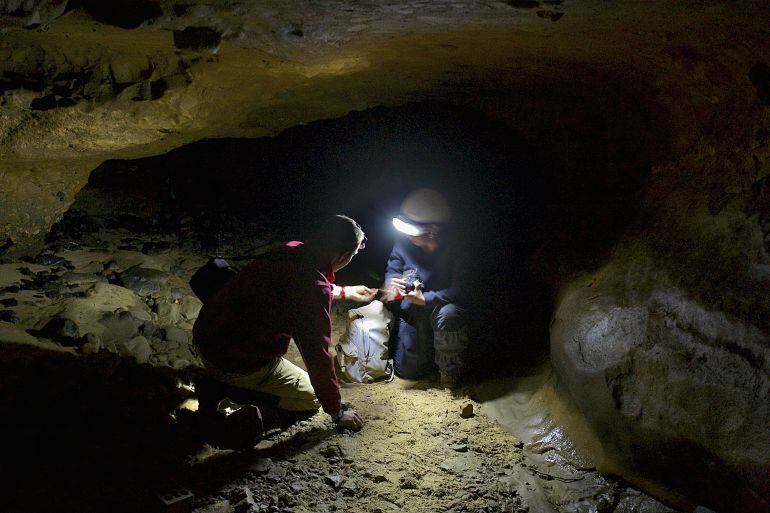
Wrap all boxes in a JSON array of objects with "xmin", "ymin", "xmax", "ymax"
[{"xmin": 0, "ymin": 219, "xmax": 677, "ymax": 513}]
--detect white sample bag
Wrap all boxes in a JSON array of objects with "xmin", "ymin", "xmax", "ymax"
[{"xmin": 335, "ymin": 300, "xmax": 394, "ymax": 383}]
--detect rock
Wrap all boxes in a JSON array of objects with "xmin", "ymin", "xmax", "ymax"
[
  {"xmin": 121, "ymin": 267, "xmax": 170, "ymax": 297},
  {"xmin": 81, "ymin": 333, "xmax": 103, "ymax": 354},
  {"xmin": 171, "ymin": 358, "xmax": 190, "ymax": 369},
  {"xmin": 38, "ymin": 317, "xmax": 81, "ymax": 344},
  {"xmin": 0, "ymin": 298, "xmax": 18, "ymax": 307},
  {"xmin": 156, "ymin": 300, "xmax": 181, "ymax": 324},
  {"xmin": 551, "ymin": 271, "xmax": 770, "ymax": 512},
  {"xmin": 249, "ymin": 458, "xmax": 272, "ymax": 474},
  {"xmin": 34, "ymin": 254, "xmax": 69, "ymax": 267},
  {"xmin": 117, "ymin": 336, "xmax": 151, "ymax": 364},
  {"xmin": 325, "ymin": 475, "xmax": 343, "ymax": 489},
  {"xmin": 450, "ymin": 443, "xmax": 468, "ymax": 452},
  {"xmin": 60, "ymin": 272, "xmax": 106, "ymax": 287},
  {"xmin": 460, "ymin": 403, "xmax": 474, "ymax": 419},
  {"xmin": 341, "ymin": 480, "xmax": 358, "ymax": 496},
  {"xmin": 165, "ymin": 326, "xmax": 190, "ymax": 344},
  {"xmin": 0, "ymin": 309, "xmax": 19, "ymax": 323},
  {"xmin": 99, "ymin": 310, "xmax": 140, "ymax": 342},
  {"xmin": 140, "ymin": 322, "xmax": 160, "ymax": 339},
  {"xmin": 267, "ymin": 465, "xmax": 287, "ymax": 482},
  {"xmin": 179, "ymin": 295, "xmax": 202, "ymax": 320}
]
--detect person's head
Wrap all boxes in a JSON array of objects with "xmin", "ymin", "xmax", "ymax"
[
  {"xmin": 397, "ymin": 188, "xmax": 450, "ymax": 255},
  {"xmin": 306, "ymin": 214, "xmax": 366, "ymax": 272}
]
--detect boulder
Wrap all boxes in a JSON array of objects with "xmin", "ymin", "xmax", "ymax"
[
  {"xmin": 551, "ymin": 267, "xmax": 770, "ymax": 513},
  {"xmin": 116, "ymin": 336, "xmax": 152, "ymax": 364},
  {"xmin": 37, "ymin": 316, "xmax": 81, "ymax": 345},
  {"xmin": 99, "ymin": 311, "xmax": 140, "ymax": 343}
]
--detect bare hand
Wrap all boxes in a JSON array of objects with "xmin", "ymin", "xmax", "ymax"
[
  {"xmin": 404, "ymin": 280, "xmax": 426, "ymax": 305},
  {"xmin": 337, "ymin": 408, "xmax": 364, "ymax": 430},
  {"xmin": 344, "ymin": 285, "xmax": 377, "ymax": 303},
  {"xmin": 381, "ymin": 277, "xmax": 406, "ymax": 302}
]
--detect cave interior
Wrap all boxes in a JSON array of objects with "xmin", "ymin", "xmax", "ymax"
[{"xmin": 0, "ymin": 2, "xmax": 769, "ymax": 513}]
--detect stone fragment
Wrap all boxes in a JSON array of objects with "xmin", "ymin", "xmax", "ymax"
[
  {"xmin": 342, "ymin": 480, "xmax": 358, "ymax": 495},
  {"xmin": 249, "ymin": 458, "xmax": 272, "ymax": 474},
  {"xmin": 81, "ymin": 333, "xmax": 103, "ymax": 354},
  {"xmin": 450, "ymin": 443, "xmax": 468, "ymax": 452},
  {"xmin": 156, "ymin": 300, "xmax": 181, "ymax": 324},
  {"xmin": 460, "ymin": 403, "xmax": 474, "ymax": 419},
  {"xmin": 117, "ymin": 336, "xmax": 151, "ymax": 364},
  {"xmin": 165, "ymin": 326, "xmax": 190, "ymax": 344},
  {"xmin": 171, "ymin": 358, "xmax": 190, "ymax": 369},
  {"xmin": 325, "ymin": 474, "xmax": 343, "ymax": 489},
  {"xmin": 179, "ymin": 295, "xmax": 202, "ymax": 320},
  {"xmin": 0, "ymin": 309, "xmax": 19, "ymax": 323},
  {"xmin": 39, "ymin": 317, "xmax": 81, "ymax": 344},
  {"xmin": 34, "ymin": 254, "xmax": 69, "ymax": 267}
]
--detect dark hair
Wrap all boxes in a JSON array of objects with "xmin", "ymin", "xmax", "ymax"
[{"xmin": 306, "ymin": 215, "xmax": 364, "ymax": 254}]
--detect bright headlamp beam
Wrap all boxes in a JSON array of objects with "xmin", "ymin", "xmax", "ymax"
[{"xmin": 392, "ymin": 217, "xmax": 423, "ymax": 236}]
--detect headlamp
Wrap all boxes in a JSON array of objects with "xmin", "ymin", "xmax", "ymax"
[{"xmin": 392, "ymin": 216, "xmax": 428, "ymax": 236}]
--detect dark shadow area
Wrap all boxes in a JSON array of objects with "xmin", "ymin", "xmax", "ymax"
[
  {"xmin": 65, "ymin": 100, "xmax": 662, "ymax": 377},
  {"xmin": 0, "ymin": 348, "xmax": 192, "ymax": 513}
]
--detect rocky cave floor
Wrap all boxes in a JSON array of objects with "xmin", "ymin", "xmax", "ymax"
[{"xmin": 0, "ymin": 211, "xmax": 677, "ymax": 513}]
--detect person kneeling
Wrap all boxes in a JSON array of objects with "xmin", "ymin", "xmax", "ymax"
[{"xmin": 192, "ymin": 215, "xmax": 375, "ymax": 446}]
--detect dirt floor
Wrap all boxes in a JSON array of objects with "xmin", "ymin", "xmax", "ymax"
[{"xmin": 0, "ymin": 214, "xmax": 678, "ymax": 513}]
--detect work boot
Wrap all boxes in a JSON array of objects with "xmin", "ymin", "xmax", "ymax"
[
  {"xmin": 439, "ymin": 369, "xmax": 460, "ymax": 389},
  {"xmin": 210, "ymin": 399, "xmax": 265, "ymax": 450},
  {"xmin": 434, "ymin": 327, "xmax": 469, "ymax": 389}
]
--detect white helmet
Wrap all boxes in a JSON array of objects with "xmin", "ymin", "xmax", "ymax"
[
  {"xmin": 392, "ymin": 189, "xmax": 451, "ymax": 236},
  {"xmin": 400, "ymin": 188, "xmax": 451, "ymax": 224}
]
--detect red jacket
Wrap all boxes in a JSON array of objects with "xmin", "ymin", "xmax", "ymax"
[{"xmin": 193, "ymin": 242, "xmax": 341, "ymax": 415}]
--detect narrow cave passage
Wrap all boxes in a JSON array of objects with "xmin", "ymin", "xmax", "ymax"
[{"xmin": 0, "ymin": 102, "xmax": 675, "ymax": 513}]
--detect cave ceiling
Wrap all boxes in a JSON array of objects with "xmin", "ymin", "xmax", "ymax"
[{"xmin": 1, "ymin": 1, "xmax": 769, "ymax": 255}]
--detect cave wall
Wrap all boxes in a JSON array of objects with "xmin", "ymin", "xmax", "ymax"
[{"xmin": 2, "ymin": 1, "xmax": 767, "ymax": 256}]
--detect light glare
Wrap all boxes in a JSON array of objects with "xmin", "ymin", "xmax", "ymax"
[{"xmin": 393, "ymin": 217, "xmax": 422, "ymax": 236}]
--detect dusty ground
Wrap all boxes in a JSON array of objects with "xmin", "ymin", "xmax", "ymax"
[{"xmin": 0, "ymin": 216, "xmax": 677, "ymax": 513}]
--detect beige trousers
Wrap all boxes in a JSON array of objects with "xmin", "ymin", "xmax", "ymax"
[{"xmin": 206, "ymin": 358, "xmax": 320, "ymax": 412}]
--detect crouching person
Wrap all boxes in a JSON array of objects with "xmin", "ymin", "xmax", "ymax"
[
  {"xmin": 383, "ymin": 189, "xmax": 469, "ymax": 388},
  {"xmin": 192, "ymin": 215, "xmax": 373, "ymax": 446}
]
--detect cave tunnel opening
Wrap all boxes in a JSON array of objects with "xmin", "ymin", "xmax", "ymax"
[
  {"xmin": 3, "ymin": 97, "xmax": 678, "ymax": 513},
  {"xmin": 60, "ymin": 100, "xmax": 655, "ymax": 377}
]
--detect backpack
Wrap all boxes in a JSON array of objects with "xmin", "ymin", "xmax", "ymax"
[
  {"xmin": 335, "ymin": 300, "xmax": 395, "ymax": 383},
  {"xmin": 189, "ymin": 258, "xmax": 240, "ymax": 303}
]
